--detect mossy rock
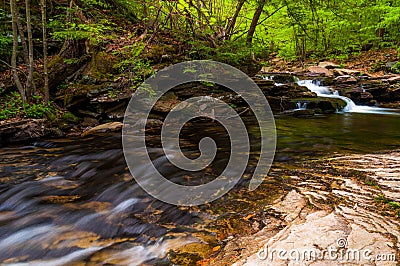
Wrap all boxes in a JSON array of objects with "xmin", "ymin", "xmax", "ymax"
[
  {"xmin": 48, "ymin": 54, "xmax": 88, "ymax": 91},
  {"xmin": 61, "ymin": 112, "xmax": 80, "ymax": 123},
  {"xmin": 144, "ymin": 44, "xmax": 177, "ymax": 62},
  {"xmin": 291, "ymin": 97, "xmax": 347, "ymax": 113},
  {"xmin": 44, "ymin": 110, "xmax": 58, "ymax": 122},
  {"xmin": 91, "ymin": 51, "xmax": 119, "ymax": 78}
]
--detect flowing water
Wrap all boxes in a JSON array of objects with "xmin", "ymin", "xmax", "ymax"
[
  {"xmin": 296, "ymin": 79, "xmax": 400, "ymax": 115},
  {"xmin": 0, "ymin": 79, "xmax": 400, "ymax": 265}
]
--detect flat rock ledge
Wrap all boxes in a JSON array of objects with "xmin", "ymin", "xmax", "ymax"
[
  {"xmin": 0, "ymin": 119, "xmax": 58, "ymax": 146},
  {"xmin": 213, "ymin": 151, "xmax": 400, "ymax": 265}
]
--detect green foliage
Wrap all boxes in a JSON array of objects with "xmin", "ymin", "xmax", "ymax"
[
  {"xmin": 63, "ymin": 58, "xmax": 80, "ymax": 65},
  {"xmin": 137, "ymin": 83, "xmax": 156, "ymax": 97},
  {"xmin": 0, "ymin": 8, "xmax": 11, "ymax": 59},
  {"xmin": 0, "ymin": 92, "xmax": 57, "ymax": 120},
  {"xmin": 390, "ymin": 62, "xmax": 400, "ymax": 73},
  {"xmin": 47, "ymin": 0, "xmax": 121, "ymax": 45},
  {"xmin": 50, "ymin": 18, "xmax": 116, "ymax": 44},
  {"xmin": 186, "ymin": 40, "xmax": 265, "ymax": 65},
  {"xmin": 113, "ymin": 42, "xmax": 154, "ymax": 85},
  {"xmin": 251, "ymin": 0, "xmax": 400, "ymax": 59}
]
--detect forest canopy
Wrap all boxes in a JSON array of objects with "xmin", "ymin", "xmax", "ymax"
[{"xmin": 1, "ymin": 0, "xmax": 400, "ymax": 61}]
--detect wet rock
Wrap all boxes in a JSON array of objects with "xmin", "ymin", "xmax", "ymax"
[
  {"xmin": 81, "ymin": 117, "xmax": 100, "ymax": 127},
  {"xmin": 213, "ymin": 151, "xmax": 400, "ymax": 266},
  {"xmin": 104, "ymin": 102, "xmax": 128, "ymax": 120},
  {"xmin": 385, "ymin": 75, "xmax": 400, "ymax": 84},
  {"xmin": 77, "ymin": 109, "xmax": 101, "ymax": 118},
  {"xmin": 272, "ymin": 74, "xmax": 296, "ymax": 84},
  {"xmin": 254, "ymin": 79, "xmax": 275, "ymax": 87},
  {"xmin": 342, "ymin": 87, "xmax": 375, "ymax": 105},
  {"xmin": 293, "ymin": 109, "xmax": 315, "ymax": 117},
  {"xmin": 269, "ymin": 84, "xmax": 317, "ymax": 98},
  {"xmin": 360, "ymin": 80, "xmax": 400, "ymax": 102},
  {"xmin": 379, "ymin": 101, "xmax": 400, "ymax": 108},
  {"xmin": 304, "ymin": 98, "xmax": 347, "ymax": 113},
  {"xmin": 333, "ymin": 68, "xmax": 361, "ymax": 76},
  {"xmin": 129, "ymin": 118, "xmax": 163, "ymax": 131},
  {"xmin": 334, "ymin": 75, "xmax": 358, "ymax": 84},
  {"xmin": 153, "ymin": 96, "xmax": 182, "ymax": 113},
  {"xmin": 265, "ymin": 97, "xmax": 297, "ymax": 113},
  {"xmin": 272, "ymin": 190, "xmax": 307, "ymax": 222},
  {"xmin": 0, "ymin": 119, "xmax": 53, "ymax": 146},
  {"xmin": 81, "ymin": 122, "xmax": 123, "ymax": 137},
  {"xmin": 308, "ymin": 66, "xmax": 334, "ymax": 77}
]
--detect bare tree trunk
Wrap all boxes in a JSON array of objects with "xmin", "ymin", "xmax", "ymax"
[
  {"xmin": 26, "ymin": 0, "xmax": 35, "ymax": 101},
  {"xmin": 246, "ymin": 0, "xmax": 265, "ymax": 44},
  {"xmin": 226, "ymin": 0, "xmax": 245, "ymax": 40},
  {"xmin": 41, "ymin": 0, "xmax": 49, "ymax": 103},
  {"xmin": 10, "ymin": 0, "xmax": 27, "ymax": 103},
  {"xmin": 15, "ymin": 7, "xmax": 29, "ymax": 65}
]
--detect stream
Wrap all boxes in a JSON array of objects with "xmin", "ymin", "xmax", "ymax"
[
  {"xmin": 0, "ymin": 78, "xmax": 399, "ymax": 265},
  {"xmin": 296, "ymin": 79, "xmax": 400, "ymax": 115}
]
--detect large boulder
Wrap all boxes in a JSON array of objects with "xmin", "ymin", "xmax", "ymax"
[
  {"xmin": 342, "ymin": 87, "xmax": 375, "ymax": 105},
  {"xmin": 81, "ymin": 122, "xmax": 123, "ymax": 137},
  {"xmin": 334, "ymin": 75, "xmax": 358, "ymax": 84},
  {"xmin": 308, "ymin": 66, "xmax": 334, "ymax": 77},
  {"xmin": 293, "ymin": 97, "xmax": 347, "ymax": 113},
  {"xmin": 333, "ymin": 68, "xmax": 361, "ymax": 76},
  {"xmin": 318, "ymin": 61, "xmax": 340, "ymax": 69}
]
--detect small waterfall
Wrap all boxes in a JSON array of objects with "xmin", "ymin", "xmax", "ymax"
[
  {"xmin": 297, "ymin": 79, "xmax": 399, "ymax": 115},
  {"xmin": 262, "ymin": 75, "xmax": 274, "ymax": 80},
  {"xmin": 296, "ymin": 101, "xmax": 308, "ymax": 110}
]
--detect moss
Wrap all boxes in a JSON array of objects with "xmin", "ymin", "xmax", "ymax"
[
  {"xmin": 45, "ymin": 110, "xmax": 57, "ymax": 122},
  {"xmin": 61, "ymin": 111, "xmax": 80, "ymax": 123},
  {"xmin": 90, "ymin": 51, "xmax": 118, "ymax": 79},
  {"xmin": 374, "ymin": 194, "xmax": 400, "ymax": 218},
  {"xmin": 144, "ymin": 44, "xmax": 176, "ymax": 62}
]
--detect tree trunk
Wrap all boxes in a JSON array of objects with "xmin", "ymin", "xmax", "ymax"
[
  {"xmin": 25, "ymin": 0, "xmax": 35, "ymax": 101},
  {"xmin": 41, "ymin": 0, "xmax": 49, "ymax": 103},
  {"xmin": 246, "ymin": 0, "xmax": 265, "ymax": 44},
  {"xmin": 15, "ymin": 7, "xmax": 29, "ymax": 65},
  {"xmin": 10, "ymin": 0, "xmax": 27, "ymax": 103},
  {"xmin": 226, "ymin": 0, "xmax": 245, "ymax": 39}
]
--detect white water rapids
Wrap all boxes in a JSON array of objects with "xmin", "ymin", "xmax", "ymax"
[{"xmin": 296, "ymin": 79, "xmax": 400, "ymax": 115}]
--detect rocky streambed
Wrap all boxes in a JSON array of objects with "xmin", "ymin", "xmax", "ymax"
[{"xmin": 181, "ymin": 150, "xmax": 400, "ymax": 265}]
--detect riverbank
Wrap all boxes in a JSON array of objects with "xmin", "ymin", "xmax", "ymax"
[
  {"xmin": 1, "ymin": 50, "xmax": 400, "ymax": 146},
  {"xmin": 174, "ymin": 150, "xmax": 400, "ymax": 265},
  {"xmin": 0, "ymin": 112, "xmax": 399, "ymax": 264}
]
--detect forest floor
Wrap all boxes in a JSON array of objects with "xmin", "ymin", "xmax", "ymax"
[{"xmin": 263, "ymin": 48, "xmax": 399, "ymax": 76}]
